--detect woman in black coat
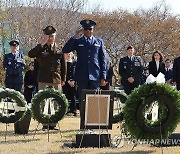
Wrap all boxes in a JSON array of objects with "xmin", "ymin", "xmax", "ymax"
[
  {"xmin": 24, "ymin": 62, "xmax": 37, "ymax": 103},
  {"xmin": 148, "ymin": 50, "xmax": 165, "ymax": 77}
]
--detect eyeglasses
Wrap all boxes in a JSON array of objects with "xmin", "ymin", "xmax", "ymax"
[{"xmin": 84, "ymin": 28, "xmax": 93, "ymax": 31}]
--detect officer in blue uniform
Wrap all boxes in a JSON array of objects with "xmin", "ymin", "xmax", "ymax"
[
  {"xmin": 62, "ymin": 19, "xmax": 107, "ymax": 107},
  {"xmin": 3, "ymin": 40, "xmax": 25, "ymax": 92},
  {"xmin": 119, "ymin": 46, "xmax": 143, "ymax": 95}
]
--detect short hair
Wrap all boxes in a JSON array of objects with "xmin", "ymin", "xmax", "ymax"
[
  {"xmin": 165, "ymin": 59, "xmax": 171, "ymax": 63},
  {"xmin": 152, "ymin": 50, "xmax": 164, "ymax": 61},
  {"xmin": 127, "ymin": 45, "xmax": 134, "ymax": 50}
]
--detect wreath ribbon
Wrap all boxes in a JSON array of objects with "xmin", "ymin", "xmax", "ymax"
[{"xmin": 146, "ymin": 72, "xmax": 165, "ymax": 84}]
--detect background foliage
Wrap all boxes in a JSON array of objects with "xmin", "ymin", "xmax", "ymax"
[{"xmin": 0, "ymin": 0, "xmax": 179, "ymax": 86}]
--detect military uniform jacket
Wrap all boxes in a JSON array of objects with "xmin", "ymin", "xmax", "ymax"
[
  {"xmin": 28, "ymin": 43, "xmax": 66, "ymax": 84},
  {"xmin": 173, "ymin": 56, "xmax": 180, "ymax": 84},
  {"xmin": 165, "ymin": 68, "xmax": 173, "ymax": 82},
  {"xmin": 62, "ymin": 36, "xmax": 107, "ymax": 81},
  {"xmin": 3, "ymin": 52, "xmax": 25, "ymax": 84},
  {"xmin": 119, "ymin": 56, "xmax": 143, "ymax": 85}
]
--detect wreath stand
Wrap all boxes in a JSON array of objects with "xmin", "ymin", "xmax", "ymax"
[
  {"xmin": 110, "ymin": 91, "xmax": 129, "ymax": 148},
  {"xmin": 31, "ymin": 88, "xmax": 68, "ymax": 142},
  {"xmin": 74, "ymin": 89, "xmax": 115, "ymax": 148},
  {"xmin": 123, "ymin": 83, "xmax": 180, "ymax": 151},
  {"xmin": 128, "ymin": 95, "xmax": 165, "ymax": 153},
  {"xmin": 1, "ymin": 99, "xmax": 16, "ymax": 142},
  {"xmin": 33, "ymin": 120, "xmax": 63, "ymax": 142},
  {"xmin": 0, "ymin": 89, "xmax": 27, "ymax": 142},
  {"xmin": 1, "ymin": 99, "xmax": 25, "ymax": 142},
  {"xmin": 32, "ymin": 98, "xmax": 63, "ymax": 142}
]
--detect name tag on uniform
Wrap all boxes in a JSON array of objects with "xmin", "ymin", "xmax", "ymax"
[
  {"xmin": 42, "ymin": 52, "xmax": 49, "ymax": 56},
  {"xmin": 94, "ymin": 43, "xmax": 100, "ymax": 47},
  {"xmin": 78, "ymin": 44, "xmax": 84, "ymax": 47},
  {"xmin": 134, "ymin": 61, "xmax": 140, "ymax": 66},
  {"xmin": 123, "ymin": 62, "xmax": 127, "ymax": 69},
  {"xmin": 57, "ymin": 59, "xmax": 61, "ymax": 64}
]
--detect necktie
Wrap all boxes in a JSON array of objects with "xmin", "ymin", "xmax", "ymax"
[
  {"xmin": 166, "ymin": 68, "xmax": 169, "ymax": 76},
  {"xmin": 129, "ymin": 57, "xmax": 132, "ymax": 61},
  {"xmin": 87, "ymin": 38, "xmax": 91, "ymax": 45}
]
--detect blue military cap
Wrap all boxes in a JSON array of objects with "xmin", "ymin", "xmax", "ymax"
[
  {"xmin": 9, "ymin": 40, "xmax": 19, "ymax": 46},
  {"xmin": 80, "ymin": 19, "xmax": 96, "ymax": 30},
  {"xmin": 43, "ymin": 26, "xmax": 56, "ymax": 35}
]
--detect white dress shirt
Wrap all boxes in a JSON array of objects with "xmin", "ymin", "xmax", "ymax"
[{"xmin": 156, "ymin": 61, "xmax": 159, "ymax": 71}]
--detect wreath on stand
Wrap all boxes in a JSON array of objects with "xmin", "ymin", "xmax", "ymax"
[
  {"xmin": 0, "ymin": 88, "xmax": 28, "ymax": 123},
  {"xmin": 31, "ymin": 88, "xmax": 68, "ymax": 124},
  {"xmin": 123, "ymin": 82, "xmax": 180, "ymax": 140},
  {"xmin": 112, "ymin": 90, "xmax": 127, "ymax": 124}
]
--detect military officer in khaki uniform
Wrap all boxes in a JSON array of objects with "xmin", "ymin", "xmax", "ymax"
[
  {"xmin": 28, "ymin": 26, "xmax": 66, "ymax": 130},
  {"xmin": 119, "ymin": 46, "xmax": 143, "ymax": 95}
]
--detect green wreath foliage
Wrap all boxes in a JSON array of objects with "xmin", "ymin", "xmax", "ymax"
[
  {"xmin": 112, "ymin": 90, "xmax": 128, "ymax": 124},
  {"xmin": 123, "ymin": 83, "xmax": 180, "ymax": 140},
  {"xmin": 31, "ymin": 88, "xmax": 68, "ymax": 124},
  {"xmin": 0, "ymin": 88, "xmax": 27, "ymax": 123}
]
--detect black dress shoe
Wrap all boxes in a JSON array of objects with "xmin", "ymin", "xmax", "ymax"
[
  {"xmin": 73, "ymin": 112, "xmax": 77, "ymax": 116},
  {"xmin": 42, "ymin": 126, "xmax": 48, "ymax": 130},
  {"xmin": 49, "ymin": 126, "xmax": 59, "ymax": 130}
]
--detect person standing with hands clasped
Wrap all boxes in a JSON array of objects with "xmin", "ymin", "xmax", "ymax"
[
  {"xmin": 148, "ymin": 50, "xmax": 165, "ymax": 77},
  {"xmin": 3, "ymin": 40, "xmax": 25, "ymax": 93},
  {"xmin": 24, "ymin": 62, "xmax": 37, "ymax": 104},
  {"xmin": 119, "ymin": 46, "xmax": 143, "ymax": 95},
  {"xmin": 28, "ymin": 26, "xmax": 66, "ymax": 130},
  {"xmin": 63, "ymin": 52, "xmax": 77, "ymax": 116},
  {"xmin": 62, "ymin": 19, "xmax": 107, "ymax": 109}
]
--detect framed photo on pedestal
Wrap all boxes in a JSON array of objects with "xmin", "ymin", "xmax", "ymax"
[{"xmin": 80, "ymin": 89, "xmax": 115, "ymax": 129}]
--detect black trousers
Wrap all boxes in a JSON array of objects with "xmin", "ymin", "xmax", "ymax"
[
  {"xmin": 24, "ymin": 87, "xmax": 35, "ymax": 103},
  {"xmin": 63, "ymin": 83, "xmax": 77, "ymax": 112},
  {"xmin": 177, "ymin": 83, "xmax": 180, "ymax": 91}
]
